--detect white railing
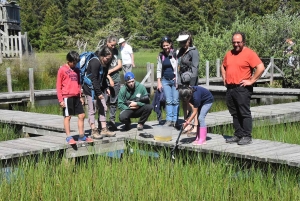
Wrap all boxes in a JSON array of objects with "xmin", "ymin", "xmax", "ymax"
[{"xmin": 0, "ymin": 31, "xmax": 29, "ymax": 63}]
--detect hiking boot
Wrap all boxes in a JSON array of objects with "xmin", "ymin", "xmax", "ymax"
[
  {"xmin": 78, "ymin": 135, "xmax": 94, "ymax": 143},
  {"xmin": 226, "ymin": 136, "xmax": 241, "ymax": 144},
  {"xmin": 91, "ymin": 128, "xmax": 103, "ymax": 139},
  {"xmin": 108, "ymin": 121, "xmax": 118, "ymax": 131},
  {"xmin": 66, "ymin": 136, "xmax": 76, "ymax": 145},
  {"xmin": 100, "ymin": 127, "xmax": 116, "ymax": 137},
  {"xmin": 163, "ymin": 121, "xmax": 173, "ymax": 127},
  {"xmin": 237, "ymin": 137, "xmax": 252, "ymax": 145},
  {"xmin": 137, "ymin": 124, "xmax": 144, "ymax": 131}
]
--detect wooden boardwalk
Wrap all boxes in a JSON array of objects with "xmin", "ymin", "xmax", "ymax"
[
  {"xmin": 1, "ymin": 84, "xmax": 300, "ymax": 105},
  {"xmin": 0, "ymin": 101, "xmax": 300, "ymax": 166}
]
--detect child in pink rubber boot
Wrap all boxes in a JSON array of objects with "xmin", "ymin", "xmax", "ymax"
[{"xmin": 179, "ymin": 86, "xmax": 214, "ymax": 145}]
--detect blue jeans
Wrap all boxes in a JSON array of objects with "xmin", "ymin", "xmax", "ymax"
[
  {"xmin": 162, "ymin": 78, "xmax": 179, "ymax": 122},
  {"xmin": 198, "ymin": 103, "xmax": 213, "ymax": 127}
]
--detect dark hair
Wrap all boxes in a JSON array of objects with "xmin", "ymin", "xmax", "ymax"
[
  {"xmin": 106, "ymin": 35, "xmax": 118, "ymax": 44},
  {"xmin": 178, "ymin": 86, "xmax": 194, "ymax": 102},
  {"xmin": 66, "ymin": 51, "xmax": 79, "ymax": 63},
  {"xmin": 232, "ymin": 31, "xmax": 246, "ymax": 42},
  {"xmin": 95, "ymin": 46, "xmax": 112, "ymax": 58},
  {"xmin": 160, "ymin": 36, "xmax": 173, "ymax": 49},
  {"xmin": 178, "ymin": 30, "xmax": 193, "ymax": 47}
]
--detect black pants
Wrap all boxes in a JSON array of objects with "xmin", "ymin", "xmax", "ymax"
[
  {"xmin": 119, "ymin": 104, "xmax": 153, "ymax": 125},
  {"xmin": 226, "ymin": 86, "xmax": 253, "ymax": 138}
]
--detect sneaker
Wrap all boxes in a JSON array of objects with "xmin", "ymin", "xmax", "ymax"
[
  {"xmin": 123, "ymin": 123, "xmax": 131, "ymax": 131},
  {"xmin": 78, "ymin": 135, "xmax": 94, "ymax": 143},
  {"xmin": 108, "ymin": 121, "xmax": 118, "ymax": 131},
  {"xmin": 225, "ymin": 136, "xmax": 241, "ymax": 144},
  {"xmin": 66, "ymin": 136, "xmax": 76, "ymax": 145},
  {"xmin": 100, "ymin": 127, "xmax": 116, "ymax": 137},
  {"xmin": 137, "ymin": 124, "xmax": 144, "ymax": 131},
  {"xmin": 237, "ymin": 137, "xmax": 252, "ymax": 145},
  {"xmin": 163, "ymin": 121, "xmax": 173, "ymax": 127},
  {"xmin": 92, "ymin": 128, "xmax": 103, "ymax": 139}
]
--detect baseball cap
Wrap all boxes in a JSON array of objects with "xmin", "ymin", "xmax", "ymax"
[{"xmin": 124, "ymin": 72, "xmax": 135, "ymax": 82}]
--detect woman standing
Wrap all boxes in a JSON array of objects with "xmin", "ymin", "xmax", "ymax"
[
  {"xmin": 179, "ymin": 86, "xmax": 214, "ymax": 145},
  {"xmin": 176, "ymin": 31, "xmax": 200, "ymax": 135},
  {"xmin": 156, "ymin": 36, "xmax": 179, "ymax": 127}
]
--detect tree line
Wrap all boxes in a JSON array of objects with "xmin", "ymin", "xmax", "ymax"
[{"xmin": 16, "ymin": 0, "xmax": 300, "ymax": 52}]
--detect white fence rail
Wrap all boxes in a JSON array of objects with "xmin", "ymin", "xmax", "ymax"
[{"xmin": 0, "ymin": 31, "xmax": 29, "ymax": 63}]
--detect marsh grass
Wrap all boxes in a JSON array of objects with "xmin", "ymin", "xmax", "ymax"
[
  {"xmin": 0, "ymin": 123, "xmax": 21, "ymax": 141},
  {"xmin": 0, "ymin": 146, "xmax": 299, "ymax": 200}
]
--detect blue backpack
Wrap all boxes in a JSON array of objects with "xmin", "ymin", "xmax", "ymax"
[{"xmin": 76, "ymin": 51, "xmax": 102, "ymax": 99}]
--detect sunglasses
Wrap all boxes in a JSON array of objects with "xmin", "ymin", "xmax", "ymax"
[{"xmin": 161, "ymin": 37, "xmax": 170, "ymax": 42}]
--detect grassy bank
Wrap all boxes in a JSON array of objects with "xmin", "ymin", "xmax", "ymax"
[{"xmin": 0, "ymin": 149, "xmax": 299, "ymax": 200}]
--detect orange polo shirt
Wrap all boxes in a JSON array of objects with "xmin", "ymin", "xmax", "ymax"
[{"xmin": 222, "ymin": 47, "xmax": 262, "ymax": 85}]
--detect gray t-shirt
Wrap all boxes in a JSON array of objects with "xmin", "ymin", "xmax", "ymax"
[{"xmin": 109, "ymin": 48, "xmax": 122, "ymax": 83}]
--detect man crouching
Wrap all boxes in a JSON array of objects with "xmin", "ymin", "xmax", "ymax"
[{"xmin": 118, "ymin": 72, "xmax": 153, "ymax": 131}]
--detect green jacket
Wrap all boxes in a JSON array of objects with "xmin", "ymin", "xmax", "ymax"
[{"xmin": 118, "ymin": 81, "xmax": 149, "ymax": 111}]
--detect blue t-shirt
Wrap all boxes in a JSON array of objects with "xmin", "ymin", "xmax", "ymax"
[
  {"xmin": 162, "ymin": 57, "xmax": 174, "ymax": 80},
  {"xmin": 190, "ymin": 86, "xmax": 214, "ymax": 108}
]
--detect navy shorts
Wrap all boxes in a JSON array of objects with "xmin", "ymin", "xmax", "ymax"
[{"xmin": 62, "ymin": 96, "xmax": 84, "ymax": 116}]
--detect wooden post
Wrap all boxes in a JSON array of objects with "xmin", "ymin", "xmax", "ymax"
[
  {"xmin": 29, "ymin": 68, "xmax": 35, "ymax": 107},
  {"xmin": 0, "ymin": 34, "xmax": 2, "ymax": 64},
  {"xmin": 270, "ymin": 57, "xmax": 274, "ymax": 85},
  {"xmin": 6, "ymin": 68, "xmax": 12, "ymax": 93},
  {"xmin": 16, "ymin": 31, "xmax": 23, "ymax": 68},
  {"xmin": 216, "ymin": 58, "xmax": 220, "ymax": 77},
  {"xmin": 146, "ymin": 62, "xmax": 150, "ymax": 83},
  {"xmin": 24, "ymin": 32, "xmax": 28, "ymax": 56},
  {"xmin": 206, "ymin": 61, "xmax": 209, "ymax": 86},
  {"xmin": 150, "ymin": 63, "xmax": 155, "ymax": 95}
]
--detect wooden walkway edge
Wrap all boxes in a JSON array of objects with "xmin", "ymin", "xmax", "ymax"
[{"xmin": 0, "ymin": 102, "xmax": 300, "ymax": 166}]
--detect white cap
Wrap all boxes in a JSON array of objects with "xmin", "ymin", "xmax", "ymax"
[
  {"xmin": 118, "ymin": 38, "xmax": 126, "ymax": 44},
  {"xmin": 176, "ymin": 34, "xmax": 189, "ymax": 41}
]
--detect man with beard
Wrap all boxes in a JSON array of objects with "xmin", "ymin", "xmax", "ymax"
[
  {"xmin": 221, "ymin": 31, "xmax": 265, "ymax": 145},
  {"xmin": 117, "ymin": 72, "xmax": 153, "ymax": 131}
]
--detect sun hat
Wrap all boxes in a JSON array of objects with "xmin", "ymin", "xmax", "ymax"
[
  {"xmin": 124, "ymin": 72, "xmax": 135, "ymax": 82},
  {"xmin": 118, "ymin": 38, "xmax": 126, "ymax": 44},
  {"xmin": 176, "ymin": 34, "xmax": 189, "ymax": 42}
]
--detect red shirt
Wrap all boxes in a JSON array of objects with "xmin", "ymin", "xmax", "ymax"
[
  {"xmin": 56, "ymin": 64, "xmax": 81, "ymax": 102},
  {"xmin": 222, "ymin": 47, "xmax": 262, "ymax": 84}
]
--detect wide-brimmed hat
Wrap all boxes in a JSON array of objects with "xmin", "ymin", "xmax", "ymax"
[
  {"xmin": 118, "ymin": 38, "xmax": 126, "ymax": 44},
  {"xmin": 176, "ymin": 34, "xmax": 189, "ymax": 41}
]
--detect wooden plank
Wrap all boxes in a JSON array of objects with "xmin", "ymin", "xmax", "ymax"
[
  {"xmin": 0, "ymin": 146, "xmax": 30, "ymax": 159},
  {"xmin": 65, "ymin": 141, "xmax": 126, "ymax": 158}
]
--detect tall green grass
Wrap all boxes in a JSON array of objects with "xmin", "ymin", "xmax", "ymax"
[{"xmin": 0, "ymin": 148, "xmax": 299, "ymax": 200}]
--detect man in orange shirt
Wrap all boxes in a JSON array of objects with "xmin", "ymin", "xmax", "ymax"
[{"xmin": 221, "ymin": 32, "xmax": 265, "ymax": 145}]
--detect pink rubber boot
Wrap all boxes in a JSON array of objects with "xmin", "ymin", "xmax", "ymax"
[{"xmin": 193, "ymin": 127, "xmax": 207, "ymax": 145}]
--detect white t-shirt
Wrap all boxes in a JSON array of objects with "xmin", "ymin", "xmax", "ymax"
[{"xmin": 120, "ymin": 43, "xmax": 133, "ymax": 65}]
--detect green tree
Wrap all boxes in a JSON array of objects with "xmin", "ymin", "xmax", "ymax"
[
  {"xmin": 18, "ymin": 0, "xmax": 53, "ymax": 49},
  {"xmin": 67, "ymin": 0, "xmax": 101, "ymax": 44},
  {"xmin": 40, "ymin": 5, "xmax": 66, "ymax": 51}
]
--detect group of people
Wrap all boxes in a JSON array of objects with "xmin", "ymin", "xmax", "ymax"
[
  {"xmin": 57, "ymin": 30, "xmax": 265, "ymax": 146},
  {"xmin": 56, "ymin": 36, "xmax": 142, "ymax": 144},
  {"xmin": 156, "ymin": 31, "xmax": 265, "ymax": 146}
]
